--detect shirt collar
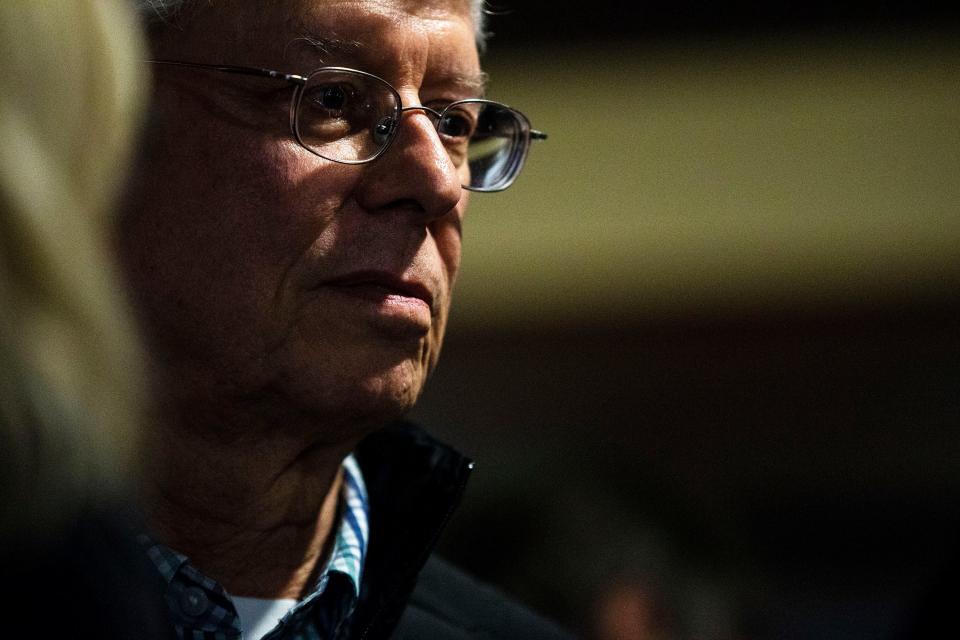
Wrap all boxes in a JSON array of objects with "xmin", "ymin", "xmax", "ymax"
[
  {"xmin": 138, "ymin": 453, "xmax": 370, "ymax": 636},
  {"xmin": 312, "ymin": 452, "xmax": 369, "ymax": 599}
]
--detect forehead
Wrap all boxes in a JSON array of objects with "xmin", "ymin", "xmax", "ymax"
[
  {"xmin": 170, "ymin": 1, "xmax": 478, "ymax": 69},
  {"xmin": 156, "ymin": 0, "xmax": 482, "ymax": 94}
]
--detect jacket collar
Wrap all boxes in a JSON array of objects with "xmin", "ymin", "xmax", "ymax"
[{"xmin": 349, "ymin": 420, "xmax": 474, "ymax": 639}]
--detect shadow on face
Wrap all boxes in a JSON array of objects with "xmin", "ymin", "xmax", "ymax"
[{"xmin": 118, "ymin": 0, "xmax": 481, "ymax": 444}]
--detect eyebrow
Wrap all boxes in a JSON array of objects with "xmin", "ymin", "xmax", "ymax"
[
  {"xmin": 289, "ymin": 32, "xmax": 364, "ymax": 59},
  {"xmin": 446, "ymin": 71, "xmax": 489, "ymax": 97}
]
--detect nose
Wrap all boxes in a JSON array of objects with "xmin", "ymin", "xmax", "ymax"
[{"xmin": 353, "ymin": 106, "xmax": 463, "ymax": 223}]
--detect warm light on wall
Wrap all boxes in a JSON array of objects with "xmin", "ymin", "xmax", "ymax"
[{"xmin": 456, "ymin": 32, "xmax": 960, "ymax": 327}]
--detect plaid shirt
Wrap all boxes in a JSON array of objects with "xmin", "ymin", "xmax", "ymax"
[{"xmin": 141, "ymin": 454, "xmax": 370, "ymax": 640}]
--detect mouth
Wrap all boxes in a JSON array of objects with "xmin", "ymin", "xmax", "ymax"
[{"xmin": 322, "ymin": 270, "xmax": 436, "ymax": 313}]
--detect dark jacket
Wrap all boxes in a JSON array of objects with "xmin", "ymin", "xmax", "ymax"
[
  {"xmin": 352, "ymin": 421, "xmax": 574, "ymax": 639},
  {"xmin": 3, "ymin": 421, "xmax": 570, "ymax": 639}
]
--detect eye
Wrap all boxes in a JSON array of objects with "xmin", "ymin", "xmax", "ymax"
[
  {"xmin": 295, "ymin": 69, "xmax": 401, "ymax": 159},
  {"xmin": 438, "ymin": 108, "xmax": 476, "ymax": 139},
  {"xmin": 303, "ymin": 82, "xmax": 361, "ymax": 116},
  {"xmin": 318, "ymin": 85, "xmax": 347, "ymax": 110}
]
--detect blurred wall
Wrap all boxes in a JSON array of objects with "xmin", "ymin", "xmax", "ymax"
[
  {"xmin": 411, "ymin": 23, "xmax": 960, "ymax": 640},
  {"xmin": 457, "ymin": 31, "xmax": 960, "ymax": 326}
]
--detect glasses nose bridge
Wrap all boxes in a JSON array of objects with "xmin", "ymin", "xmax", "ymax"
[
  {"xmin": 381, "ymin": 104, "xmax": 452, "ymax": 162},
  {"xmin": 397, "ymin": 104, "xmax": 444, "ymax": 131}
]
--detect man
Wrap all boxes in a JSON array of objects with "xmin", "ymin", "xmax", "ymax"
[{"xmin": 119, "ymin": 0, "xmax": 563, "ymax": 638}]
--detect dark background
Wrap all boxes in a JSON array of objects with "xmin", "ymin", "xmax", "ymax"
[
  {"xmin": 482, "ymin": 1, "xmax": 960, "ymax": 43},
  {"xmin": 409, "ymin": 3, "xmax": 960, "ymax": 639}
]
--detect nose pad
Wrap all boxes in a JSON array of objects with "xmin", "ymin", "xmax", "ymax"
[{"xmin": 374, "ymin": 117, "xmax": 397, "ymax": 146}]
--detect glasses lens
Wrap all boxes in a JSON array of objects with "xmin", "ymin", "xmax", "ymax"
[
  {"xmin": 295, "ymin": 69, "xmax": 400, "ymax": 163},
  {"xmin": 449, "ymin": 101, "xmax": 529, "ymax": 191}
]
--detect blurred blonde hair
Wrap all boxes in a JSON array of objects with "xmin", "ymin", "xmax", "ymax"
[{"xmin": 0, "ymin": 1, "xmax": 147, "ymax": 537}]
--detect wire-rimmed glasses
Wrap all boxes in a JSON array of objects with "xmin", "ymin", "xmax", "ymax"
[{"xmin": 148, "ymin": 60, "xmax": 547, "ymax": 192}]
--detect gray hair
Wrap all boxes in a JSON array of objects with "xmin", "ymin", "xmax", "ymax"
[{"xmin": 134, "ymin": 0, "xmax": 489, "ymax": 52}]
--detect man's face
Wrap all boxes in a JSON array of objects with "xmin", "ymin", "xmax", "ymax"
[{"xmin": 120, "ymin": 0, "xmax": 480, "ymax": 439}]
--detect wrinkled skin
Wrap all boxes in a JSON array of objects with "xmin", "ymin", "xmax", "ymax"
[
  {"xmin": 117, "ymin": 0, "xmax": 481, "ymax": 597},
  {"xmin": 120, "ymin": 0, "xmax": 480, "ymax": 447}
]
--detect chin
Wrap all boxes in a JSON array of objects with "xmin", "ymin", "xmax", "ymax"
[
  {"xmin": 262, "ymin": 321, "xmax": 439, "ymax": 436},
  {"xmin": 271, "ymin": 352, "xmax": 429, "ymax": 440},
  {"xmin": 352, "ymin": 358, "xmax": 429, "ymax": 422}
]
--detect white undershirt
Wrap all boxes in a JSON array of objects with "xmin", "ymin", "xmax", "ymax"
[{"xmin": 233, "ymin": 596, "xmax": 299, "ymax": 640}]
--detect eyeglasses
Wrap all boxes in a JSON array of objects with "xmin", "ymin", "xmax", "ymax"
[{"xmin": 148, "ymin": 60, "xmax": 547, "ymax": 192}]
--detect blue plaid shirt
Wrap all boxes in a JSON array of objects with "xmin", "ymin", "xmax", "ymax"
[{"xmin": 141, "ymin": 454, "xmax": 370, "ymax": 640}]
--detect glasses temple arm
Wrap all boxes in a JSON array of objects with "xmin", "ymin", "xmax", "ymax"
[
  {"xmin": 147, "ymin": 60, "xmax": 307, "ymax": 85},
  {"xmin": 531, "ymin": 130, "xmax": 548, "ymax": 141}
]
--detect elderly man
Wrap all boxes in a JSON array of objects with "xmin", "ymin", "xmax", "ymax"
[{"xmin": 118, "ymin": 0, "xmax": 562, "ymax": 638}]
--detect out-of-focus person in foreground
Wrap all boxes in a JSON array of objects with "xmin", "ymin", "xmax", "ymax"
[
  {"xmin": 119, "ymin": 0, "xmax": 562, "ymax": 638},
  {"xmin": 0, "ymin": 1, "xmax": 172, "ymax": 637}
]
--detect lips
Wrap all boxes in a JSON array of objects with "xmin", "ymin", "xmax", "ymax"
[{"xmin": 322, "ymin": 270, "xmax": 435, "ymax": 312}]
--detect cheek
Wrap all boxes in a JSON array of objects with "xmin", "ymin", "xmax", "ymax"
[
  {"xmin": 124, "ymin": 121, "xmax": 358, "ymax": 345},
  {"xmin": 436, "ymin": 207, "xmax": 466, "ymax": 286},
  {"xmin": 284, "ymin": 142, "xmax": 396, "ymax": 236},
  {"xmin": 443, "ymin": 235, "xmax": 462, "ymax": 288},
  {"xmin": 425, "ymin": 214, "xmax": 463, "ymax": 370},
  {"xmin": 224, "ymin": 142, "xmax": 366, "ymax": 281}
]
